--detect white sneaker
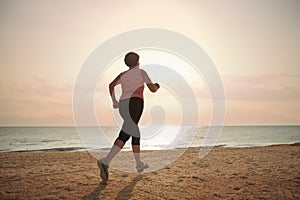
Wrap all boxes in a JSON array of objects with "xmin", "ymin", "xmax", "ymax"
[{"xmin": 136, "ymin": 162, "xmax": 149, "ymax": 172}]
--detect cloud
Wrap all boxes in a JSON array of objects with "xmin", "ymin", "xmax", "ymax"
[
  {"xmin": 223, "ymin": 74, "xmax": 300, "ymax": 101},
  {"xmin": 225, "ymin": 107, "xmax": 300, "ymax": 125},
  {"xmin": 0, "ymin": 76, "xmax": 74, "ymax": 125},
  {"xmin": 0, "ymin": 113, "xmax": 74, "ymax": 126},
  {"xmin": 0, "ymin": 75, "xmax": 74, "ymax": 101}
]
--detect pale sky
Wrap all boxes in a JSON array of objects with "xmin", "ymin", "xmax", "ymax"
[{"xmin": 0, "ymin": 0, "xmax": 299, "ymax": 126}]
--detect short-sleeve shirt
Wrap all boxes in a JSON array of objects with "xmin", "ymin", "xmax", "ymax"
[{"xmin": 118, "ymin": 67, "xmax": 145, "ymax": 100}]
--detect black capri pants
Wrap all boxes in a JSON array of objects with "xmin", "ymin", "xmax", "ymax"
[{"xmin": 116, "ymin": 97, "xmax": 144, "ymax": 145}]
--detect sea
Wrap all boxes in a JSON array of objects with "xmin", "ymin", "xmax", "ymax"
[{"xmin": 0, "ymin": 126, "xmax": 299, "ymax": 152}]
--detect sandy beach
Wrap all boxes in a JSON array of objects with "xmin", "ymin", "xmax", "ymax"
[{"xmin": 0, "ymin": 143, "xmax": 299, "ymax": 199}]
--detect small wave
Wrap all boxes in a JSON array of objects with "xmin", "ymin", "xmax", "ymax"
[
  {"xmin": 40, "ymin": 139, "xmax": 63, "ymax": 143},
  {"xmin": 4, "ymin": 147, "xmax": 86, "ymax": 153},
  {"xmin": 290, "ymin": 142, "xmax": 300, "ymax": 146}
]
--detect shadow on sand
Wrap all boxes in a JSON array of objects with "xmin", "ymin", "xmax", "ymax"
[
  {"xmin": 82, "ymin": 175, "xmax": 143, "ymax": 200},
  {"xmin": 82, "ymin": 182, "xmax": 107, "ymax": 200},
  {"xmin": 115, "ymin": 175, "xmax": 143, "ymax": 200}
]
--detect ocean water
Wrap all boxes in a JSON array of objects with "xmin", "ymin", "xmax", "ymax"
[{"xmin": 0, "ymin": 126, "xmax": 299, "ymax": 152}]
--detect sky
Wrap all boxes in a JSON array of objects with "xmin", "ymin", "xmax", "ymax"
[{"xmin": 0, "ymin": 0, "xmax": 299, "ymax": 126}]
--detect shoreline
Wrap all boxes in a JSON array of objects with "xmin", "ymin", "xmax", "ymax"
[
  {"xmin": 2, "ymin": 141, "xmax": 300, "ymax": 153},
  {"xmin": 0, "ymin": 143, "xmax": 299, "ymax": 199}
]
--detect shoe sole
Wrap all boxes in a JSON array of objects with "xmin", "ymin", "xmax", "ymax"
[
  {"xmin": 136, "ymin": 164, "xmax": 149, "ymax": 173},
  {"xmin": 98, "ymin": 161, "xmax": 108, "ymax": 181}
]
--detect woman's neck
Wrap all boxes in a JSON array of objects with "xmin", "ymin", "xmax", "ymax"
[{"xmin": 129, "ymin": 66, "xmax": 138, "ymax": 70}]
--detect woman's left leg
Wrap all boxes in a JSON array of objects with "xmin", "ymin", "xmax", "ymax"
[{"xmin": 128, "ymin": 98, "xmax": 144, "ymax": 166}]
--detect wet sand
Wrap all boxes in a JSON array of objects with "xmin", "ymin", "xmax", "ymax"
[{"xmin": 0, "ymin": 143, "xmax": 299, "ymax": 199}]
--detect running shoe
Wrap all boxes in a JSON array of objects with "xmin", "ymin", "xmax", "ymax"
[
  {"xmin": 97, "ymin": 158, "xmax": 109, "ymax": 181},
  {"xmin": 136, "ymin": 162, "xmax": 149, "ymax": 173}
]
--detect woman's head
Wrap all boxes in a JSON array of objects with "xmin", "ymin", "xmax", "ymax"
[{"xmin": 124, "ymin": 52, "xmax": 139, "ymax": 67}]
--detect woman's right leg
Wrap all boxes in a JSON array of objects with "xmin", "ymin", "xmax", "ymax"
[
  {"xmin": 98, "ymin": 99, "xmax": 132, "ymax": 181},
  {"xmin": 103, "ymin": 99, "xmax": 132, "ymax": 164},
  {"xmin": 98, "ymin": 130, "xmax": 130, "ymax": 182},
  {"xmin": 104, "ymin": 131, "xmax": 129, "ymax": 164}
]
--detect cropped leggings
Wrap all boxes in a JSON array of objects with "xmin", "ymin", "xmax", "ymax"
[{"xmin": 116, "ymin": 97, "xmax": 144, "ymax": 145}]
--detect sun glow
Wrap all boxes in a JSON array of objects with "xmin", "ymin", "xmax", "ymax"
[{"xmin": 95, "ymin": 49, "xmax": 212, "ymax": 126}]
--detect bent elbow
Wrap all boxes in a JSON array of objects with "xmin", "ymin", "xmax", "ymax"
[
  {"xmin": 150, "ymin": 87, "xmax": 158, "ymax": 93},
  {"xmin": 109, "ymin": 83, "xmax": 115, "ymax": 92}
]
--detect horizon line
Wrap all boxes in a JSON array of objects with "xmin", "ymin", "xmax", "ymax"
[{"xmin": 0, "ymin": 124, "xmax": 299, "ymax": 128}]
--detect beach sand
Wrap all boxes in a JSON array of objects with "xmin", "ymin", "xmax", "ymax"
[{"xmin": 0, "ymin": 143, "xmax": 299, "ymax": 199}]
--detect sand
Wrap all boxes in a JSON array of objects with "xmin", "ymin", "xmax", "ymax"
[{"xmin": 0, "ymin": 143, "xmax": 299, "ymax": 199}]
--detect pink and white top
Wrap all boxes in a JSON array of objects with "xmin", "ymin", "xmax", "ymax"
[{"xmin": 118, "ymin": 67, "xmax": 145, "ymax": 100}]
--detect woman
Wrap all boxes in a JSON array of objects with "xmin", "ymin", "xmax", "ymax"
[{"xmin": 98, "ymin": 52, "xmax": 160, "ymax": 182}]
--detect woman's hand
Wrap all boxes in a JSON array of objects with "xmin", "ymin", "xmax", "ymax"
[
  {"xmin": 154, "ymin": 83, "xmax": 160, "ymax": 90},
  {"xmin": 113, "ymin": 101, "xmax": 119, "ymax": 109}
]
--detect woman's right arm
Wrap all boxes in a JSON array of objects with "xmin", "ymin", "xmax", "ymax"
[
  {"xmin": 109, "ymin": 74, "xmax": 121, "ymax": 108},
  {"xmin": 142, "ymin": 70, "xmax": 160, "ymax": 92}
]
